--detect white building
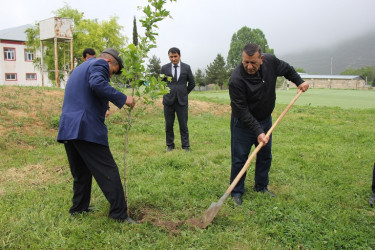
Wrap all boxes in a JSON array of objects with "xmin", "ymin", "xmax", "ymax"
[{"xmin": 0, "ymin": 25, "xmax": 52, "ymax": 87}]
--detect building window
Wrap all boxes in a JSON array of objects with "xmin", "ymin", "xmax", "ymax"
[
  {"xmin": 5, "ymin": 73, "xmax": 17, "ymax": 81},
  {"xmin": 26, "ymin": 73, "xmax": 37, "ymax": 80},
  {"xmin": 25, "ymin": 49, "xmax": 34, "ymax": 61},
  {"xmin": 4, "ymin": 48, "xmax": 16, "ymax": 60}
]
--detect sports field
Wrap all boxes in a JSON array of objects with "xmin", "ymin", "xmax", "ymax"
[{"xmin": 190, "ymin": 88, "xmax": 375, "ymax": 109}]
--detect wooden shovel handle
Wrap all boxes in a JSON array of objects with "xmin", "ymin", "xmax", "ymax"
[{"xmin": 225, "ymin": 90, "xmax": 303, "ymax": 195}]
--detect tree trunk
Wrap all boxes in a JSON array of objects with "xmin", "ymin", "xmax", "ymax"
[{"xmin": 123, "ymin": 87, "xmax": 135, "ymax": 201}]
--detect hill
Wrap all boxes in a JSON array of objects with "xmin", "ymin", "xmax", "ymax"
[{"xmin": 279, "ymin": 31, "xmax": 375, "ymax": 74}]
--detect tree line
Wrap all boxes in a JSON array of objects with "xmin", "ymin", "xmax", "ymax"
[
  {"xmin": 147, "ymin": 26, "xmax": 274, "ymax": 90},
  {"xmin": 25, "ymin": 4, "xmax": 375, "ymax": 87}
]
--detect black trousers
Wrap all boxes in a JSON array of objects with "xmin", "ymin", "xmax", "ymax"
[
  {"xmin": 372, "ymin": 162, "xmax": 375, "ymax": 194},
  {"xmin": 164, "ymin": 102, "xmax": 190, "ymax": 148},
  {"xmin": 64, "ymin": 140, "xmax": 128, "ymax": 220},
  {"xmin": 230, "ymin": 116, "xmax": 272, "ymax": 196}
]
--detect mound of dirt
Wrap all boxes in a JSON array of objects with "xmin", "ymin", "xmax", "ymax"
[{"xmin": 128, "ymin": 206, "xmax": 209, "ymax": 233}]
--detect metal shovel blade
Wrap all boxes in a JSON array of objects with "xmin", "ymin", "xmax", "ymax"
[{"xmin": 201, "ymin": 193, "xmax": 229, "ymax": 228}]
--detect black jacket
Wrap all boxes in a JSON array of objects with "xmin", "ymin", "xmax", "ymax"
[
  {"xmin": 161, "ymin": 62, "xmax": 195, "ymax": 106},
  {"xmin": 229, "ymin": 53, "xmax": 304, "ymax": 136}
]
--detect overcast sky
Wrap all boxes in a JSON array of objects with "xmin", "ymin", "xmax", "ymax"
[{"xmin": 1, "ymin": 0, "xmax": 375, "ymax": 72}]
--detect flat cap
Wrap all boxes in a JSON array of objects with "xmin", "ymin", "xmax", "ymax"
[{"xmin": 102, "ymin": 48, "xmax": 123, "ymax": 75}]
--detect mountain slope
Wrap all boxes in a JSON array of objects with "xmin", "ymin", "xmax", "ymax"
[{"xmin": 280, "ymin": 31, "xmax": 375, "ymax": 74}]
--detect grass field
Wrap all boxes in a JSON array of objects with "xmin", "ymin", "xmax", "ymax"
[
  {"xmin": 191, "ymin": 88, "xmax": 375, "ymax": 109},
  {"xmin": 1, "ymin": 86, "xmax": 374, "ymax": 249}
]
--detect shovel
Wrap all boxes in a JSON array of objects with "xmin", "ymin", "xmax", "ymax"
[{"xmin": 201, "ymin": 90, "xmax": 303, "ymax": 228}]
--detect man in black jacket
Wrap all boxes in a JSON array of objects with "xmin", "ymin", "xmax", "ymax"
[
  {"xmin": 229, "ymin": 43, "xmax": 309, "ymax": 205},
  {"xmin": 161, "ymin": 47, "xmax": 195, "ymax": 152}
]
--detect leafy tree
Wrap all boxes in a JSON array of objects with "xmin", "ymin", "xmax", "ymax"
[
  {"xmin": 341, "ymin": 66, "xmax": 375, "ymax": 85},
  {"xmin": 227, "ymin": 26, "xmax": 274, "ymax": 70},
  {"xmin": 194, "ymin": 68, "xmax": 206, "ymax": 91},
  {"xmin": 25, "ymin": 4, "xmax": 126, "ymax": 86},
  {"xmin": 147, "ymin": 55, "xmax": 162, "ymax": 78},
  {"xmin": 205, "ymin": 54, "xmax": 228, "ymax": 90},
  {"xmin": 118, "ymin": 0, "xmax": 176, "ymax": 197}
]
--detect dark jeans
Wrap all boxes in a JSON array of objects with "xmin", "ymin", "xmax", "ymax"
[
  {"xmin": 64, "ymin": 140, "xmax": 128, "ymax": 220},
  {"xmin": 230, "ymin": 116, "xmax": 272, "ymax": 197},
  {"xmin": 164, "ymin": 102, "xmax": 189, "ymax": 148}
]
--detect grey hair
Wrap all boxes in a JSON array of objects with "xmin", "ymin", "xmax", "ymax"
[
  {"xmin": 243, "ymin": 43, "xmax": 262, "ymax": 58},
  {"xmin": 99, "ymin": 53, "xmax": 118, "ymax": 66}
]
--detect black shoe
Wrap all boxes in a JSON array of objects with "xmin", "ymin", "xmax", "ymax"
[
  {"xmin": 260, "ymin": 188, "xmax": 275, "ymax": 197},
  {"xmin": 232, "ymin": 196, "xmax": 242, "ymax": 205},
  {"xmin": 70, "ymin": 206, "xmax": 95, "ymax": 216},
  {"xmin": 115, "ymin": 217, "xmax": 138, "ymax": 224},
  {"xmin": 182, "ymin": 147, "xmax": 190, "ymax": 152},
  {"xmin": 369, "ymin": 194, "xmax": 375, "ymax": 207},
  {"xmin": 167, "ymin": 146, "xmax": 174, "ymax": 152}
]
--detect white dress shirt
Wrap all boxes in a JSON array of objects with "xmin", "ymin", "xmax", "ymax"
[{"xmin": 171, "ymin": 62, "xmax": 181, "ymax": 81}]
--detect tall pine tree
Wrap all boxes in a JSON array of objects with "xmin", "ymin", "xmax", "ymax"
[
  {"xmin": 133, "ymin": 16, "xmax": 138, "ymax": 46},
  {"xmin": 205, "ymin": 54, "xmax": 228, "ymax": 90}
]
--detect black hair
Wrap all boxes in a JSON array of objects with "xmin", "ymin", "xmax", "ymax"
[
  {"xmin": 82, "ymin": 48, "xmax": 96, "ymax": 58},
  {"xmin": 243, "ymin": 44, "xmax": 262, "ymax": 58},
  {"xmin": 168, "ymin": 47, "xmax": 180, "ymax": 56}
]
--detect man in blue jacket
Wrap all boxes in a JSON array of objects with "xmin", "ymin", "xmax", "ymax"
[
  {"xmin": 57, "ymin": 48, "xmax": 136, "ymax": 223},
  {"xmin": 229, "ymin": 43, "xmax": 309, "ymax": 205}
]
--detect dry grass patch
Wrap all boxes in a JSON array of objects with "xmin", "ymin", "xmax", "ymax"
[
  {"xmin": 130, "ymin": 98, "xmax": 230, "ymax": 116},
  {"xmin": 0, "ymin": 86, "xmax": 64, "ymax": 137},
  {"xmin": 0, "ymin": 164, "xmax": 67, "ymax": 195}
]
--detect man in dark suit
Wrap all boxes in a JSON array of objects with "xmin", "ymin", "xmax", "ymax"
[
  {"xmin": 82, "ymin": 48, "xmax": 96, "ymax": 61},
  {"xmin": 369, "ymin": 162, "xmax": 375, "ymax": 206},
  {"xmin": 161, "ymin": 47, "xmax": 195, "ymax": 152},
  {"xmin": 57, "ymin": 48, "xmax": 137, "ymax": 224}
]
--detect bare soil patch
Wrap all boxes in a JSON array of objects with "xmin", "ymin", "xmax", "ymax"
[
  {"xmin": 128, "ymin": 206, "xmax": 210, "ymax": 233},
  {"xmin": 140, "ymin": 98, "xmax": 230, "ymax": 116}
]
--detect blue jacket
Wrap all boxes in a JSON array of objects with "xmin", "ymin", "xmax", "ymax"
[{"xmin": 57, "ymin": 58, "xmax": 127, "ymax": 146}]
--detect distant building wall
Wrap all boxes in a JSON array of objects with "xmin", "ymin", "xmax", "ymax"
[
  {"xmin": 286, "ymin": 76, "xmax": 366, "ymax": 90},
  {"xmin": 0, "ymin": 21, "xmax": 72, "ymax": 88},
  {"xmin": 0, "ymin": 40, "xmax": 52, "ymax": 87}
]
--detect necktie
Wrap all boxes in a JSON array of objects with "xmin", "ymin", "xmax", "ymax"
[{"xmin": 173, "ymin": 65, "xmax": 178, "ymax": 82}]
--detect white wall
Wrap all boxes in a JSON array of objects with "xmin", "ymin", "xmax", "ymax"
[{"xmin": 0, "ymin": 41, "xmax": 53, "ymax": 87}]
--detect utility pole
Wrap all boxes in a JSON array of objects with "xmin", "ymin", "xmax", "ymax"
[{"xmin": 330, "ymin": 57, "xmax": 333, "ymax": 75}]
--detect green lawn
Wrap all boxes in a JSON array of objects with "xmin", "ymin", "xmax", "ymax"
[
  {"xmin": 191, "ymin": 88, "xmax": 375, "ymax": 109},
  {"xmin": 1, "ymin": 86, "xmax": 375, "ymax": 249}
]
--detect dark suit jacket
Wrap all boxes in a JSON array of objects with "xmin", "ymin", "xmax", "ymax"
[
  {"xmin": 161, "ymin": 62, "xmax": 195, "ymax": 106},
  {"xmin": 57, "ymin": 58, "xmax": 127, "ymax": 146}
]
